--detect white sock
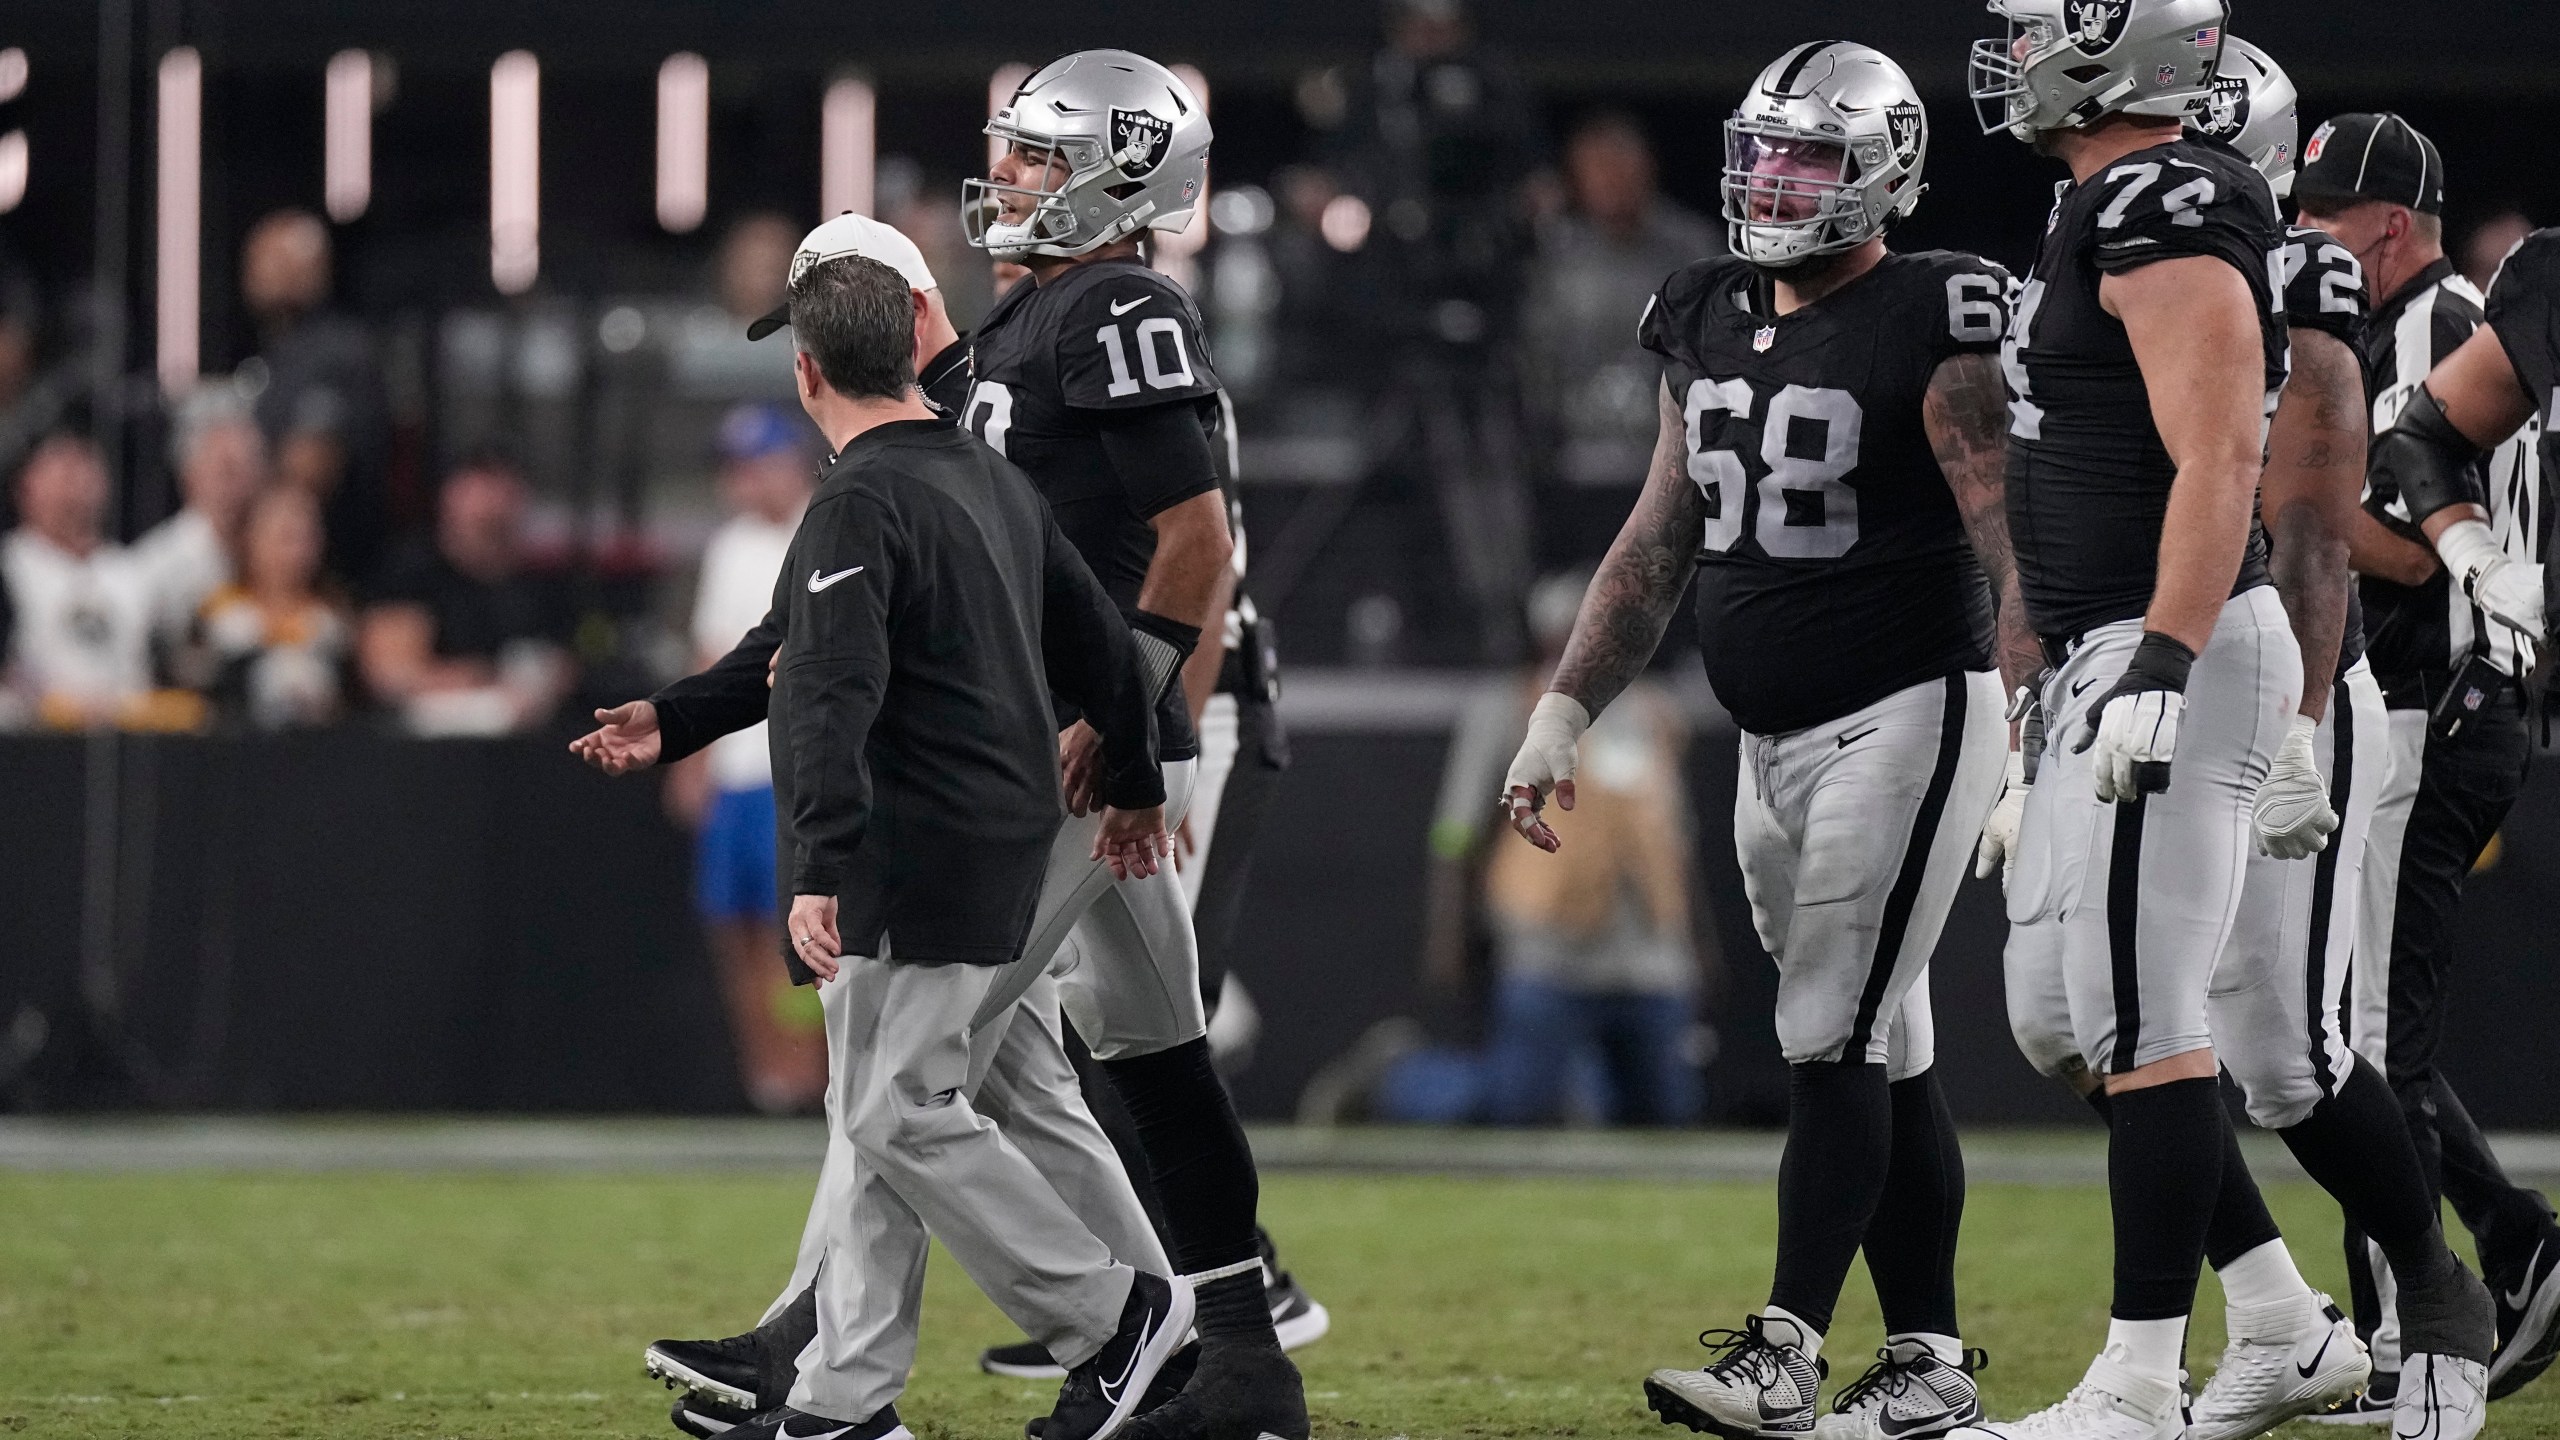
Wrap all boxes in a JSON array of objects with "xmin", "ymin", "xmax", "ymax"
[
  {"xmin": 1890, "ymin": 1331, "xmax": 1966, "ymax": 1367},
  {"xmin": 2104, "ymin": 1316, "xmax": 2189, "ymax": 1379},
  {"xmin": 2216, "ymin": 1238, "xmax": 2317, "ymax": 1312},
  {"xmin": 1761, "ymin": 1306, "xmax": 1824, "ymax": 1361}
]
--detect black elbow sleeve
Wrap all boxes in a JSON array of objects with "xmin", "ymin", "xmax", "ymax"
[{"xmin": 2372, "ymin": 384, "xmax": 2487, "ymax": 526}]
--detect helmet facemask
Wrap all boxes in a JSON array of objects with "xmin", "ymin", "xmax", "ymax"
[
  {"xmin": 964, "ymin": 129, "xmax": 1128, "ymax": 260},
  {"xmin": 1967, "ymin": 11, "xmax": 2054, "ymax": 139},
  {"xmin": 1723, "ymin": 125, "xmax": 1871, "ymax": 267}
]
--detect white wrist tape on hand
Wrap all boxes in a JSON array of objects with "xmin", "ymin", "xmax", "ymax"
[
  {"xmin": 2434, "ymin": 517, "xmax": 2506, "ymax": 593},
  {"xmin": 1505, "ymin": 691, "xmax": 1592, "ymax": 798}
]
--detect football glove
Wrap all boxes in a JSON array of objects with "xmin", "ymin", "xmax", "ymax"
[
  {"xmin": 2434, "ymin": 516, "xmax": 2546, "ymax": 642},
  {"xmin": 2253, "ymin": 713, "xmax": 2337, "ymax": 859},
  {"xmin": 2073, "ymin": 632, "xmax": 2193, "ymax": 803},
  {"xmin": 1974, "ymin": 682, "xmax": 2044, "ymax": 889}
]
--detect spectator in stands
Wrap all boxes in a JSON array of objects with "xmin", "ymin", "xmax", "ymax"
[
  {"xmin": 240, "ymin": 208, "xmax": 392, "ymax": 586},
  {"xmin": 669, "ymin": 402, "xmax": 826, "ymax": 1113},
  {"xmin": 133, "ymin": 379, "xmax": 267, "ymax": 648},
  {"xmin": 0, "ymin": 433, "xmax": 155, "ymax": 728},
  {"xmin": 199, "ymin": 485, "xmax": 349, "ymax": 730},
  {"xmin": 1304, "ymin": 571, "xmax": 1710, "ymax": 1125},
  {"xmin": 2461, "ymin": 208, "xmax": 2535, "ymax": 291},
  {"xmin": 1523, "ymin": 113, "xmax": 1719, "ymax": 491},
  {"xmin": 358, "ymin": 448, "xmax": 572, "ymax": 735}
]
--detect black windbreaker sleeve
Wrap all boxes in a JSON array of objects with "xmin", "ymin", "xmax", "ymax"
[
  {"xmin": 1040, "ymin": 514, "xmax": 1164, "ymax": 810},
  {"xmin": 648, "ymin": 609, "xmax": 782, "ymax": 764},
  {"xmin": 779, "ymin": 493, "xmax": 899, "ymax": 895}
]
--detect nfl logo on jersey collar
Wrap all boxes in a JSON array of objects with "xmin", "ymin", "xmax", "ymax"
[{"xmin": 1754, "ymin": 325, "xmax": 1778, "ymax": 353}]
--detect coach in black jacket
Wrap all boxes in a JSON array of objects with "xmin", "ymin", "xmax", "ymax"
[{"xmin": 580, "ymin": 253, "xmax": 1196, "ymax": 1440}]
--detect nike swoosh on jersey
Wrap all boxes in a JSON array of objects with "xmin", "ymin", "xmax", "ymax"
[
  {"xmin": 1109, "ymin": 295, "xmax": 1154, "ymax": 316},
  {"xmin": 2506, "ymin": 1241, "xmax": 2548, "ymax": 1309},
  {"xmin": 2071, "ymin": 678, "xmax": 2097, "ymax": 697},
  {"xmin": 1837, "ymin": 726, "xmax": 1879, "ymax": 749},
  {"xmin": 808, "ymin": 566, "xmax": 866, "ymax": 592}
]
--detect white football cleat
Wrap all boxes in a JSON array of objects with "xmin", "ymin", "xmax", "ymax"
[
  {"xmin": 1815, "ymin": 1340, "xmax": 1986, "ymax": 1440},
  {"xmin": 1646, "ymin": 1314, "xmax": 1826, "ymax": 1438},
  {"xmin": 2188, "ymin": 1297, "xmax": 2369, "ymax": 1440},
  {"xmin": 1961, "ymin": 1350, "xmax": 2183, "ymax": 1440},
  {"xmin": 2392, "ymin": 1353, "xmax": 2487, "ymax": 1440}
]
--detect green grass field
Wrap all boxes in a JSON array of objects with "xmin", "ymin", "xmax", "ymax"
[{"xmin": 3, "ymin": 1169, "xmax": 2556, "ymax": 1439}]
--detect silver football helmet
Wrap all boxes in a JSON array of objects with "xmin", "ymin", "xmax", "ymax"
[
  {"xmin": 1723, "ymin": 41, "xmax": 1931, "ymax": 267},
  {"xmin": 1969, "ymin": 0, "xmax": 2229, "ymax": 141},
  {"xmin": 962, "ymin": 49, "xmax": 1211, "ymax": 261},
  {"xmin": 2189, "ymin": 36, "xmax": 2298, "ymax": 195}
]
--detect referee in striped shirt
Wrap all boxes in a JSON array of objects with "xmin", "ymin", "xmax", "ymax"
[{"xmin": 2297, "ymin": 110, "xmax": 2560, "ymax": 1408}]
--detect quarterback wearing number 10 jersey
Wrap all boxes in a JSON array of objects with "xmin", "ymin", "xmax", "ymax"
[
  {"xmin": 962, "ymin": 256, "xmax": 1226, "ymax": 760},
  {"xmin": 1639, "ymin": 249, "xmax": 2013, "ymax": 735}
]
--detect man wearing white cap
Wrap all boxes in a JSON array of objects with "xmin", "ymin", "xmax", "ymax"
[{"xmin": 575, "ymin": 212, "xmax": 1190, "ymax": 1440}]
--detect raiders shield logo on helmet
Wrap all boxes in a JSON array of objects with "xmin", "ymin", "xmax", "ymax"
[
  {"xmin": 1885, "ymin": 102, "xmax": 1924, "ymax": 166},
  {"xmin": 2197, "ymin": 73, "xmax": 2251, "ymax": 142},
  {"xmin": 2066, "ymin": 0, "xmax": 2131, "ymax": 55},
  {"xmin": 1110, "ymin": 107, "xmax": 1174, "ymax": 179}
]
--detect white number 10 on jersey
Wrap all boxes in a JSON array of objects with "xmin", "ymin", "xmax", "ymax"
[{"xmin": 1681, "ymin": 380, "xmax": 1865, "ymax": 560}]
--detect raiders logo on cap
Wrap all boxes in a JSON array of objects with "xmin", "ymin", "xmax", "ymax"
[
  {"xmin": 1886, "ymin": 102, "xmax": 1924, "ymax": 166},
  {"xmin": 2303, "ymin": 119, "xmax": 2334, "ymax": 164},
  {"xmin": 2067, "ymin": 0, "xmax": 2131, "ymax": 55},
  {"xmin": 1110, "ymin": 107, "xmax": 1173, "ymax": 179}
]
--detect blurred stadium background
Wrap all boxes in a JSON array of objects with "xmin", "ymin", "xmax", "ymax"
[
  {"xmin": 2, "ymin": 0, "xmax": 2556, "ymax": 1129},
  {"xmin": 10, "ymin": 2, "xmax": 2560, "ymax": 1437}
]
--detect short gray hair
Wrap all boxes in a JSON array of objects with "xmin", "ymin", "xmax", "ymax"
[
  {"xmin": 789, "ymin": 256, "xmax": 915, "ymax": 402},
  {"xmin": 170, "ymin": 378, "xmax": 259, "ymax": 471}
]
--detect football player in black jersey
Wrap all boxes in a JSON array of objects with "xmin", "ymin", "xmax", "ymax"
[
  {"xmin": 1968, "ymin": 6, "xmax": 2495, "ymax": 1439},
  {"xmin": 2293, "ymin": 112, "xmax": 2560, "ymax": 1413},
  {"xmin": 2346, "ymin": 224, "xmax": 2560, "ymax": 1403},
  {"xmin": 1501, "ymin": 42, "xmax": 2033, "ymax": 1440},
  {"xmin": 953, "ymin": 49, "xmax": 1306, "ymax": 1440}
]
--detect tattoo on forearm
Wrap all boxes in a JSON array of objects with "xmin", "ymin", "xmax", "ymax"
[
  {"xmin": 1926, "ymin": 353, "xmax": 2042, "ymax": 689},
  {"xmin": 1549, "ymin": 391, "xmax": 1705, "ymax": 715}
]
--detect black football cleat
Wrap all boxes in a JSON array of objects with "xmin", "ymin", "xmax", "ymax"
[
  {"xmin": 2488, "ymin": 1223, "xmax": 2560, "ymax": 1400},
  {"xmin": 648, "ymin": 1286, "xmax": 818, "ymax": 1412},
  {"xmin": 672, "ymin": 1395, "xmax": 760, "ymax": 1437},
  {"xmin": 1042, "ymin": 1272, "xmax": 1196, "ymax": 1440},
  {"xmin": 1112, "ymin": 1342, "xmax": 1309, "ymax": 1440},
  {"xmin": 984, "ymin": 1236, "xmax": 1326, "ymax": 1379},
  {"xmin": 1020, "ymin": 1345, "xmax": 1197, "ymax": 1440},
  {"xmin": 713, "ymin": 1403, "xmax": 910, "ymax": 1440}
]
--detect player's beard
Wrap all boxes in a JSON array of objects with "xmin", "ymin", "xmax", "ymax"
[{"xmin": 1748, "ymin": 244, "xmax": 1853, "ymax": 287}]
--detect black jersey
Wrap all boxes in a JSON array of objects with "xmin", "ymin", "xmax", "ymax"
[
  {"xmin": 2277, "ymin": 223, "xmax": 2371, "ymax": 678},
  {"xmin": 2359, "ymin": 257, "xmax": 2544, "ymax": 688},
  {"xmin": 919, "ymin": 334, "xmax": 973, "ymax": 419},
  {"xmin": 2486, "ymin": 227, "xmax": 2560, "ymax": 514},
  {"xmin": 1639, "ymin": 249, "xmax": 2007, "ymax": 735},
  {"xmin": 961, "ymin": 258, "xmax": 1224, "ymax": 759},
  {"xmin": 2002, "ymin": 139, "xmax": 2286, "ymax": 638}
]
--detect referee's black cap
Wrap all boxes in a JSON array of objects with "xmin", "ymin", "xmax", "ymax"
[{"xmin": 2295, "ymin": 112, "xmax": 2444, "ymax": 216}]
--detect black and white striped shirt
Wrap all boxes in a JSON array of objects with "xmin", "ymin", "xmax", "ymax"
[{"xmin": 2358, "ymin": 257, "xmax": 2545, "ymax": 685}]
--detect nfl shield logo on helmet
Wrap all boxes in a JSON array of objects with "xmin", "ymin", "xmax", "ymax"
[
  {"xmin": 2067, "ymin": 0, "xmax": 2131, "ymax": 55},
  {"xmin": 1885, "ymin": 102, "xmax": 1924, "ymax": 167},
  {"xmin": 1753, "ymin": 325, "xmax": 1777, "ymax": 353},
  {"xmin": 2157, "ymin": 63, "xmax": 2179, "ymax": 87},
  {"xmin": 1110, "ymin": 107, "xmax": 1174, "ymax": 179}
]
